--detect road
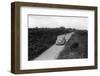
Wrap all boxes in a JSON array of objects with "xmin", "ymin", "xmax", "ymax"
[
  {"xmin": 34, "ymin": 44, "xmax": 65, "ymax": 60},
  {"xmin": 34, "ymin": 32, "xmax": 74, "ymax": 60}
]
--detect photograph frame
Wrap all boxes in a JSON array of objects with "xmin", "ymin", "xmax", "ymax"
[{"xmin": 11, "ymin": 2, "xmax": 98, "ymax": 74}]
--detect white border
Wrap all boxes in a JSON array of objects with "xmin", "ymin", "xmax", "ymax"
[{"xmin": 20, "ymin": 7, "xmax": 95, "ymax": 70}]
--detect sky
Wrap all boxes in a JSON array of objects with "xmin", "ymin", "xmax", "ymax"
[{"xmin": 28, "ymin": 15, "xmax": 88, "ymax": 30}]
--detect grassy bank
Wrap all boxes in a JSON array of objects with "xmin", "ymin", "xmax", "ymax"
[{"xmin": 57, "ymin": 30, "xmax": 88, "ymax": 59}]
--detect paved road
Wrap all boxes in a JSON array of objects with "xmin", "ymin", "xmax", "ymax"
[{"xmin": 34, "ymin": 32, "xmax": 74, "ymax": 60}]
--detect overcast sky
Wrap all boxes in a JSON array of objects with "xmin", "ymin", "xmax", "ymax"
[{"xmin": 28, "ymin": 15, "xmax": 88, "ymax": 30}]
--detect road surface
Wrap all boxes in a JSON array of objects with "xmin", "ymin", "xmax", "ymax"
[{"xmin": 34, "ymin": 32, "xmax": 74, "ymax": 60}]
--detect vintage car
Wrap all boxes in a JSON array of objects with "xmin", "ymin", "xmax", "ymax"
[
  {"xmin": 56, "ymin": 35, "xmax": 66, "ymax": 45},
  {"xmin": 56, "ymin": 32, "xmax": 74, "ymax": 45}
]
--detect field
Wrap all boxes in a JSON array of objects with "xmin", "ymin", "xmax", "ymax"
[{"xmin": 28, "ymin": 27, "xmax": 88, "ymax": 60}]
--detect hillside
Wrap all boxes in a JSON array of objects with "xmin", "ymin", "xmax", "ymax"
[{"xmin": 28, "ymin": 27, "xmax": 88, "ymax": 60}]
